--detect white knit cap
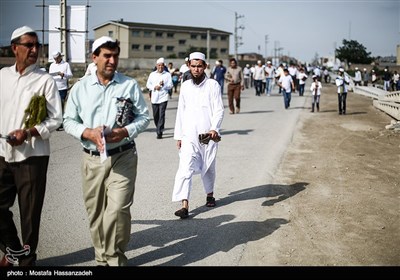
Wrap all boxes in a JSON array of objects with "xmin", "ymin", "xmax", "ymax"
[
  {"xmin": 189, "ymin": 52, "xmax": 205, "ymax": 62},
  {"xmin": 156, "ymin": 57, "xmax": 165, "ymax": 64},
  {"xmin": 92, "ymin": 36, "xmax": 115, "ymax": 53},
  {"xmin": 52, "ymin": 51, "xmax": 62, "ymax": 58},
  {"xmin": 11, "ymin": 26, "xmax": 35, "ymax": 41}
]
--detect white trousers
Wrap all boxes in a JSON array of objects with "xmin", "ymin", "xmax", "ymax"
[{"xmin": 172, "ymin": 142, "xmax": 216, "ymax": 202}]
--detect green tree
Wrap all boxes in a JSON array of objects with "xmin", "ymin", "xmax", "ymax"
[{"xmin": 335, "ymin": 39, "xmax": 373, "ymax": 64}]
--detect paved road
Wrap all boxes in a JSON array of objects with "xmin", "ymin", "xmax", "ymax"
[{"xmin": 12, "ymin": 85, "xmax": 310, "ymax": 266}]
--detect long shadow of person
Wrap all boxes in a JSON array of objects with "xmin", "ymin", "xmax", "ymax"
[
  {"xmin": 125, "ymin": 182, "xmax": 306, "ymax": 265},
  {"xmin": 127, "ymin": 215, "xmax": 288, "ymax": 266},
  {"xmin": 189, "ymin": 182, "xmax": 308, "ymax": 217},
  {"xmin": 38, "ymin": 182, "xmax": 305, "ymax": 266}
]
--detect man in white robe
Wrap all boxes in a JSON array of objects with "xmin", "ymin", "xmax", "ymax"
[{"xmin": 172, "ymin": 52, "xmax": 224, "ymax": 219}]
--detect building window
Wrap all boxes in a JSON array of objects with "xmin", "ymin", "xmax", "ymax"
[
  {"xmin": 211, "ymin": 35, "xmax": 217, "ymax": 40},
  {"xmin": 167, "ymin": 46, "xmax": 174, "ymax": 51},
  {"xmin": 132, "ymin": 30, "xmax": 140, "ymax": 37},
  {"xmin": 211, "ymin": 48, "xmax": 217, "ymax": 54},
  {"xmin": 144, "ymin": 45, "xmax": 152, "ymax": 51},
  {"xmin": 220, "ymin": 35, "xmax": 227, "ymax": 41},
  {"xmin": 156, "ymin": 32, "xmax": 163, "ymax": 38},
  {"xmin": 144, "ymin": 31, "xmax": 152, "ymax": 38},
  {"xmin": 108, "ymin": 31, "xmax": 113, "ymax": 38},
  {"xmin": 201, "ymin": 34, "xmax": 207, "ymax": 40},
  {"xmin": 190, "ymin": 34, "xmax": 198, "ymax": 39},
  {"xmin": 156, "ymin": 45, "xmax": 163, "ymax": 51},
  {"xmin": 178, "ymin": 52, "xmax": 187, "ymax": 58},
  {"xmin": 220, "ymin": 48, "xmax": 227, "ymax": 54},
  {"xmin": 179, "ymin": 40, "xmax": 186, "ymax": 45},
  {"xmin": 167, "ymin": 33, "xmax": 174, "ymax": 38},
  {"xmin": 132, "ymin": 44, "xmax": 140, "ymax": 51}
]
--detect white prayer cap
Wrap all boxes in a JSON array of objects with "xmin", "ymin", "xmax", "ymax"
[
  {"xmin": 92, "ymin": 36, "xmax": 115, "ymax": 53},
  {"xmin": 189, "ymin": 52, "xmax": 205, "ymax": 62},
  {"xmin": 246, "ymin": 64, "xmax": 250, "ymax": 67},
  {"xmin": 363, "ymin": 68, "xmax": 367, "ymax": 71},
  {"xmin": 257, "ymin": 60, "xmax": 262, "ymax": 64},
  {"xmin": 11, "ymin": 26, "xmax": 35, "ymax": 41},
  {"xmin": 52, "ymin": 51, "xmax": 62, "ymax": 58},
  {"xmin": 184, "ymin": 57, "xmax": 189, "ymax": 62},
  {"xmin": 355, "ymin": 67, "xmax": 358, "ymax": 70},
  {"xmin": 267, "ymin": 61, "xmax": 272, "ymax": 64},
  {"xmin": 156, "ymin": 57, "xmax": 165, "ymax": 64},
  {"xmin": 339, "ymin": 68, "xmax": 344, "ymax": 72},
  {"xmin": 215, "ymin": 60, "xmax": 220, "ymax": 65}
]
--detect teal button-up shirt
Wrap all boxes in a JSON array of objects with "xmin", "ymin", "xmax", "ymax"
[{"xmin": 63, "ymin": 72, "xmax": 150, "ymax": 151}]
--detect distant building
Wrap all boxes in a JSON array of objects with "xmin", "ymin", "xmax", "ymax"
[
  {"xmin": 93, "ymin": 20, "xmax": 231, "ymax": 59},
  {"xmin": 237, "ymin": 52, "xmax": 264, "ymax": 68},
  {"xmin": 397, "ymin": 45, "xmax": 400, "ymax": 65}
]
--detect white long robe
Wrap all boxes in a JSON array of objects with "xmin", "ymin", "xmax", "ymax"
[{"xmin": 172, "ymin": 77, "xmax": 224, "ymax": 201}]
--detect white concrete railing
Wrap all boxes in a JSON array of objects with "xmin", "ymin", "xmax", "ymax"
[{"xmin": 354, "ymin": 86, "xmax": 400, "ymax": 120}]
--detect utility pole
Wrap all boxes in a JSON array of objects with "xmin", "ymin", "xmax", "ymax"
[
  {"xmin": 207, "ymin": 30, "xmax": 210, "ymax": 62},
  {"xmin": 85, "ymin": 0, "xmax": 91, "ymax": 68},
  {"xmin": 35, "ymin": 0, "xmax": 47, "ymax": 67},
  {"xmin": 264, "ymin": 34, "xmax": 269, "ymax": 61},
  {"xmin": 234, "ymin": 12, "xmax": 244, "ymax": 60},
  {"xmin": 348, "ymin": 20, "xmax": 352, "ymax": 40},
  {"xmin": 274, "ymin": 40, "xmax": 283, "ymax": 66},
  {"xmin": 60, "ymin": 0, "xmax": 67, "ymax": 61}
]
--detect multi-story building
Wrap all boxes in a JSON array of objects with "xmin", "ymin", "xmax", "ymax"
[{"xmin": 93, "ymin": 20, "xmax": 231, "ymax": 60}]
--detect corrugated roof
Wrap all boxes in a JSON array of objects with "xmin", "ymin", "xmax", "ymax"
[{"xmin": 93, "ymin": 20, "xmax": 231, "ymax": 35}]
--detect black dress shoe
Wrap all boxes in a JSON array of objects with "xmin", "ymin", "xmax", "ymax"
[
  {"xmin": 174, "ymin": 208, "xmax": 189, "ymax": 219},
  {"xmin": 156, "ymin": 134, "xmax": 162, "ymax": 139}
]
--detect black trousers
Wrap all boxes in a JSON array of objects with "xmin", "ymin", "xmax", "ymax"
[
  {"xmin": 152, "ymin": 101, "xmax": 168, "ymax": 136},
  {"xmin": 338, "ymin": 92, "xmax": 347, "ymax": 113},
  {"xmin": 0, "ymin": 156, "xmax": 49, "ymax": 266}
]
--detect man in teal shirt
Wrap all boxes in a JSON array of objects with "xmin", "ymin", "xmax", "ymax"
[{"xmin": 63, "ymin": 36, "xmax": 149, "ymax": 266}]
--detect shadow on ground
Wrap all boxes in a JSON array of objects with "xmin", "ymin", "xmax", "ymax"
[{"xmin": 38, "ymin": 182, "xmax": 307, "ymax": 266}]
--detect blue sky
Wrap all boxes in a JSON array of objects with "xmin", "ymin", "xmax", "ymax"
[{"xmin": 1, "ymin": 0, "xmax": 399, "ymax": 63}]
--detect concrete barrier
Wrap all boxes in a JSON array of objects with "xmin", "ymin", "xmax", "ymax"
[{"xmin": 354, "ymin": 86, "xmax": 400, "ymax": 120}]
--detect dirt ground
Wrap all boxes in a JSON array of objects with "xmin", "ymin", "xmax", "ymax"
[{"xmin": 269, "ymin": 83, "xmax": 399, "ymax": 265}]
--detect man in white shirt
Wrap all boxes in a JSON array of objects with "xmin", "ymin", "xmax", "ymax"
[
  {"xmin": 146, "ymin": 57, "xmax": 173, "ymax": 139},
  {"xmin": 0, "ymin": 26, "xmax": 62, "ymax": 266},
  {"xmin": 335, "ymin": 68, "xmax": 350, "ymax": 115},
  {"xmin": 354, "ymin": 67, "xmax": 362, "ymax": 86},
  {"xmin": 49, "ymin": 51, "xmax": 73, "ymax": 130},
  {"xmin": 265, "ymin": 61, "xmax": 275, "ymax": 96},
  {"xmin": 278, "ymin": 68, "xmax": 295, "ymax": 109}
]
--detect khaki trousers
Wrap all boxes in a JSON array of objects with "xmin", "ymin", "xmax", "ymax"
[{"xmin": 81, "ymin": 147, "xmax": 137, "ymax": 266}]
